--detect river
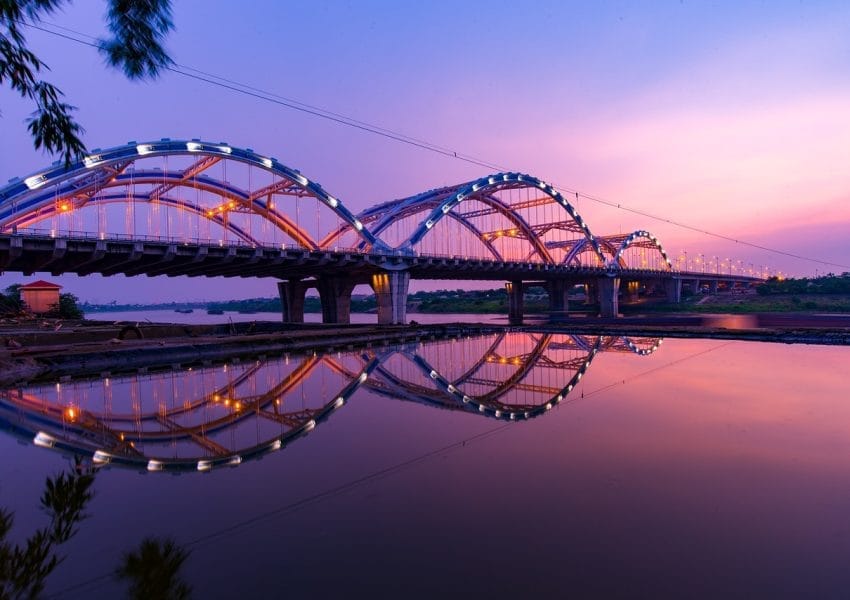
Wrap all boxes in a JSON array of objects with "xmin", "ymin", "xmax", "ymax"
[{"xmin": 0, "ymin": 331, "xmax": 848, "ymax": 598}]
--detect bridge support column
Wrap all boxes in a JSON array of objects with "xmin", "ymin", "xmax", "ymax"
[
  {"xmin": 691, "ymin": 279, "xmax": 701, "ymax": 295},
  {"xmin": 710, "ymin": 280, "xmax": 719, "ymax": 295},
  {"xmin": 277, "ymin": 278, "xmax": 308, "ymax": 323},
  {"xmin": 547, "ymin": 280, "xmax": 570, "ymax": 322},
  {"xmin": 665, "ymin": 279, "xmax": 682, "ymax": 303},
  {"xmin": 625, "ymin": 280, "xmax": 640, "ymax": 303},
  {"xmin": 317, "ymin": 275, "xmax": 356, "ymax": 324},
  {"xmin": 506, "ymin": 280, "xmax": 524, "ymax": 325},
  {"xmin": 371, "ymin": 271, "xmax": 410, "ymax": 325},
  {"xmin": 584, "ymin": 282, "xmax": 597, "ymax": 305},
  {"xmin": 597, "ymin": 276, "xmax": 620, "ymax": 318}
]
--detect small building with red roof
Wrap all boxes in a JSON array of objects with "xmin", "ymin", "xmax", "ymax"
[{"xmin": 20, "ymin": 280, "xmax": 62, "ymax": 314}]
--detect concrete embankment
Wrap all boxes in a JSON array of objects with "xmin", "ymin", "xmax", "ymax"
[
  {"xmin": 0, "ymin": 321, "xmax": 500, "ymax": 387},
  {"xmin": 1, "ymin": 314, "xmax": 848, "ymax": 388}
]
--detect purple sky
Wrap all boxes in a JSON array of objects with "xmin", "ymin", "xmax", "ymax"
[{"xmin": 2, "ymin": 1, "xmax": 850, "ymax": 302}]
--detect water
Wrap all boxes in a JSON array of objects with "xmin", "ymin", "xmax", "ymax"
[{"xmin": 0, "ymin": 332, "xmax": 848, "ymax": 598}]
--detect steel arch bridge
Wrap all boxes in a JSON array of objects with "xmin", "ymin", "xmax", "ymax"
[
  {"xmin": 0, "ymin": 139, "xmax": 762, "ymax": 323},
  {"xmin": 0, "ymin": 332, "xmax": 663, "ymax": 473}
]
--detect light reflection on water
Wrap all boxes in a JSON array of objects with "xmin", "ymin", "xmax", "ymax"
[{"xmin": 0, "ymin": 333, "xmax": 848, "ymax": 598}]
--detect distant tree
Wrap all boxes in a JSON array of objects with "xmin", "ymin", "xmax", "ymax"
[
  {"xmin": 1, "ymin": 0, "xmax": 174, "ymax": 165},
  {"xmin": 48, "ymin": 291, "xmax": 83, "ymax": 318},
  {"xmin": 0, "ymin": 284, "xmax": 24, "ymax": 314}
]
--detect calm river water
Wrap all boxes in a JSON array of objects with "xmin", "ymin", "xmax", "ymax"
[{"xmin": 1, "ymin": 330, "xmax": 848, "ymax": 598}]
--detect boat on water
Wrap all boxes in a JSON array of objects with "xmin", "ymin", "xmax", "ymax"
[
  {"xmin": 207, "ymin": 308, "xmax": 225, "ymax": 315},
  {"xmin": 175, "ymin": 308, "xmax": 194, "ymax": 314}
]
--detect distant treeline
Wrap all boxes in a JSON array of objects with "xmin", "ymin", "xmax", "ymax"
[
  {"xmin": 83, "ymin": 287, "xmax": 586, "ymax": 314},
  {"xmin": 756, "ymin": 273, "xmax": 850, "ymax": 295}
]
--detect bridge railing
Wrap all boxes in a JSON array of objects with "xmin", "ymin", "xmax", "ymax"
[{"xmin": 3, "ymin": 229, "xmax": 744, "ymax": 277}]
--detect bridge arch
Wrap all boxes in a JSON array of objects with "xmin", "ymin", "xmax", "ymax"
[
  {"xmin": 322, "ymin": 173, "xmax": 607, "ymax": 266},
  {"xmin": 0, "ymin": 139, "xmax": 380, "ymax": 250},
  {"xmin": 606, "ymin": 230, "xmax": 673, "ymax": 271}
]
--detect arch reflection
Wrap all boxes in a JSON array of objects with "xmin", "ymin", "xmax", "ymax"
[{"xmin": 0, "ymin": 333, "xmax": 661, "ymax": 473}]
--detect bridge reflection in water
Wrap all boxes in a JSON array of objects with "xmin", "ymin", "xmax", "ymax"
[{"xmin": 0, "ymin": 333, "xmax": 661, "ymax": 473}]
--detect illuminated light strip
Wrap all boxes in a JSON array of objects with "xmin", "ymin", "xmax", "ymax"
[
  {"xmin": 34, "ymin": 431, "xmax": 56, "ymax": 448},
  {"xmin": 84, "ymin": 154, "xmax": 104, "ymax": 168},
  {"xmin": 147, "ymin": 460, "xmax": 164, "ymax": 471},
  {"xmin": 93, "ymin": 450, "xmax": 111, "ymax": 464},
  {"xmin": 186, "ymin": 142, "xmax": 203, "ymax": 152},
  {"xmin": 24, "ymin": 174, "xmax": 48, "ymax": 190},
  {"xmin": 136, "ymin": 144, "xmax": 155, "ymax": 155}
]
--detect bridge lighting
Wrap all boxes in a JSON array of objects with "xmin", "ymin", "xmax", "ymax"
[
  {"xmin": 447, "ymin": 384, "xmax": 456, "ymax": 393},
  {"xmin": 295, "ymin": 174, "xmax": 309, "ymax": 186},
  {"xmin": 353, "ymin": 220, "xmax": 364, "ymax": 231},
  {"xmin": 479, "ymin": 404, "xmax": 485, "ymax": 412},
  {"xmin": 65, "ymin": 407, "xmax": 77, "ymax": 420},
  {"xmin": 84, "ymin": 154, "xmax": 104, "ymax": 168},
  {"xmin": 425, "ymin": 219, "xmax": 434, "ymax": 229},
  {"xmin": 472, "ymin": 183, "xmax": 481, "ymax": 192},
  {"xmin": 218, "ymin": 145, "xmax": 233, "ymax": 154},
  {"xmin": 93, "ymin": 450, "xmax": 111, "ymax": 464},
  {"xmin": 261, "ymin": 157, "xmax": 273, "ymax": 168},
  {"xmin": 136, "ymin": 144, "xmax": 155, "ymax": 155},
  {"xmin": 227, "ymin": 456, "xmax": 242, "ymax": 466},
  {"xmin": 442, "ymin": 204, "xmax": 452, "ymax": 214},
  {"xmin": 326, "ymin": 196, "xmax": 339, "ymax": 208},
  {"xmin": 304, "ymin": 419, "xmax": 317, "ymax": 432},
  {"xmin": 488, "ymin": 177, "xmax": 496, "ymax": 185},
  {"xmin": 186, "ymin": 142, "xmax": 203, "ymax": 152},
  {"xmin": 197, "ymin": 460, "xmax": 213, "ymax": 472},
  {"xmin": 24, "ymin": 174, "xmax": 48, "ymax": 190},
  {"xmin": 269, "ymin": 440, "xmax": 283, "ymax": 451},
  {"xmin": 33, "ymin": 431, "xmax": 57, "ymax": 448},
  {"xmin": 147, "ymin": 460, "xmax": 164, "ymax": 471},
  {"xmin": 334, "ymin": 397, "xmax": 345, "ymax": 409},
  {"xmin": 495, "ymin": 410, "xmax": 502, "ymax": 418},
  {"xmin": 358, "ymin": 372, "xmax": 368, "ymax": 383},
  {"xmin": 545, "ymin": 403, "xmax": 553, "ymax": 411},
  {"xmin": 462, "ymin": 395, "xmax": 471, "ymax": 403},
  {"xmin": 503, "ymin": 174, "xmax": 510, "ymax": 181},
  {"xmin": 59, "ymin": 202, "xmax": 71, "ymax": 212}
]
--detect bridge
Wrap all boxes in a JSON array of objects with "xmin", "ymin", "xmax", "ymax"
[
  {"xmin": 0, "ymin": 331, "xmax": 663, "ymax": 473},
  {"xmin": 0, "ymin": 139, "xmax": 762, "ymax": 323}
]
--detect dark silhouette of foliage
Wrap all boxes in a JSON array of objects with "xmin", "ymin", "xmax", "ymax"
[
  {"xmin": 1, "ymin": 0, "xmax": 173, "ymax": 165},
  {"xmin": 47, "ymin": 292, "xmax": 83, "ymax": 318},
  {"xmin": 116, "ymin": 537, "xmax": 191, "ymax": 600},
  {"xmin": 756, "ymin": 273, "xmax": 850, "ymax": 296},
  {"xmin": 0, "ymin": 459, "xmax": 95, "ymax": 599}
]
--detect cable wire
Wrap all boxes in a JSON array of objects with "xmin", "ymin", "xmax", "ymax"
[{"xmin": 15, "ymin": 20, "xmax": 850, "ymax": 271}]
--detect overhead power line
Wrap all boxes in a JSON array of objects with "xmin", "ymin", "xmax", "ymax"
[{"xmin": 14, "ymin": 20, "xmax": 850, "ymax": 271}]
